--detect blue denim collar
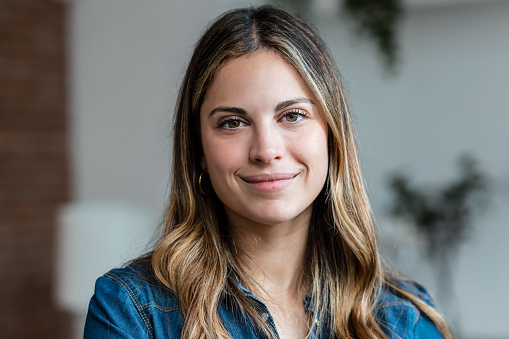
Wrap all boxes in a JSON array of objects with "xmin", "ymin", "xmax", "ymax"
[{"xmin": 231, "ymin": 274, "xmax": 315, "ymax": 312}]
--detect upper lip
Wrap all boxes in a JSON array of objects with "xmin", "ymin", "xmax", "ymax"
[{"xmin": 241, "ymin": 173, "xmax": 299, "ymax": 183}]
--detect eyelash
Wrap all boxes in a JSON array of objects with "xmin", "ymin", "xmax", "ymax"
[{"xmin": 216, "ymin": 109, "xmax": 309, "ymax": 129}]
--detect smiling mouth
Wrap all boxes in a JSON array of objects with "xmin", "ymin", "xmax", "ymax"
[
  {"xmin": 241, "ymin": 173, "xmax": 299, "ymax": 183},
  {"xmin": 240, "ymin": 173, "xmax": 299, "ymax": 192}
]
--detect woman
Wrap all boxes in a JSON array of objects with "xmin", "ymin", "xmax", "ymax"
[{"xmin": 85, "ymin": 5, "xmax": 452, "ymax": 339}]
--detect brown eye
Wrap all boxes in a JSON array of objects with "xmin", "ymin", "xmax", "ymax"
[
  {"xmin": 218, "ymin": 118, "xmax": 246, "ymax": 129},
  {"xmin": 286, "ymin": 113, "xmax": 299, "ymax": 122},
  {"xmin": 282, "ymin": 110, "xmax": 306, "ymax": 123},
  {"xmin": 226, "ymin": 120, "xmax": 241, "ymax": 128}
]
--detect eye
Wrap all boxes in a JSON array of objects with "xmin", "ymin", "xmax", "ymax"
[
  {"xmin": 281, "ymin": 110, "xmax": 308, "ymax": 123},
  {"xmin": 217, "ymin": 117, "xmax": 246, "ymax": 129},
  {"xmin": 285, "ymin": 113, "xmax": 300, "ymax": 122}
]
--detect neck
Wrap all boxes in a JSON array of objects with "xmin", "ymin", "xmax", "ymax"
[{"xmin": 227, "ymin": 209, "xmax": 311, "ymax": 299}]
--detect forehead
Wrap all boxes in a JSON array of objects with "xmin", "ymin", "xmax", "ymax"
[{"xmin": 201, "ymin": 49, "xmax": 314, "ymax": 111}]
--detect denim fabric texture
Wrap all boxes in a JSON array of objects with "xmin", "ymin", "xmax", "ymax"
[{"xmin": 84, "ymin": 263, "xmax": 443, "ymax": 338}]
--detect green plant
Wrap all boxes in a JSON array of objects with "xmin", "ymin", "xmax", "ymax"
[
  {"xmin": 387, "ymin": 155, "xmax": 489, "ymax": 301},
  {"xmin": 269, "ymin": 0, "xmax": 403, "ymax": 71},
  {"xmin": 343, "ymin": 0, "xmax": 402, "ymax": 70}
]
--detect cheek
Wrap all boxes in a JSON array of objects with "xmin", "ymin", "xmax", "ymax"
[
  {"xmin": 313, "ymin": 138, "xmax": 329, "ymax": 179},
  {"xmin": 296, "ymin": 127, "xmax": 328, "ymax": 167},
  {"xmin": 298, "ymin": 127, "xmax": 329, "ymax": 192},
  {"xmin": 202, "ymin": 135, "xmax": 243, "ymax": 181}
]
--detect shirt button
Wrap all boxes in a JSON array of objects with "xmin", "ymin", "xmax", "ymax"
[{"xmin": 261, "ymin": 313, "xmax": 269, "ymax": 321}]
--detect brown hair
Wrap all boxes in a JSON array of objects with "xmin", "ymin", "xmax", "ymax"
[{"xmin": 150, "ymin": 5, "xmax": 452, "ymax": 338}]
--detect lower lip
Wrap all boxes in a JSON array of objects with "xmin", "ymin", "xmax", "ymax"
[{"xmin": 243, "ymin": 177, "xmax": 296, "ymax": 192}]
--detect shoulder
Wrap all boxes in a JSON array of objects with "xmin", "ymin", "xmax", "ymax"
[
  {"xmin": 375, "ymin": 280, "xmax": 443, "ymax": 339},
  {"xmin": 101, "ymin": 261, "xmax": 179, "ymax": 311},
  {"xmin": 85, "ymin": 261, "xmax": 184, "ymax": 338},
  {"xmin": 377, "ymin": 280, "xmax": 435, "ymax": 308}
]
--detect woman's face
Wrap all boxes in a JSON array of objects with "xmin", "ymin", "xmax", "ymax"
[{"xmin": 200, "ymin": 49, "xmax": 329, "ymax": 227}]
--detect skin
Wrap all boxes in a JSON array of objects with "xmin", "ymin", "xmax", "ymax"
[{"xmin": 200, "ymin": 49, "xmax": 329, "ymax": 338}]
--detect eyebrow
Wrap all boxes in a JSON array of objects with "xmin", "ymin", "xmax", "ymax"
[
  {"xmin": 208, "ymin": 98, "xmax": 315, "ymax": 117},
  {"xmin": 208, "ymin": 106, "xmax": 247, "ymax": 117},
  {"xmin": 275, "ymin": 98, "xmax": 315, "ymax": 112}
]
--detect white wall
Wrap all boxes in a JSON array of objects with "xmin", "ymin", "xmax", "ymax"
[{"xmin": 70, "ymin": 0, "xmax": 509, "ymax": 337}]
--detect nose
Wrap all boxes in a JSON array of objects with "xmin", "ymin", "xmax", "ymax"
[{"xmin": 249, "ymin": 126, "xmax": 283, "ymax": 163}]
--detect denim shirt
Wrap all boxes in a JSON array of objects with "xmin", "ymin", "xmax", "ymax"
[{"xmin": 84, "ymin": 263, "xmax": 443, "ymax": 338}]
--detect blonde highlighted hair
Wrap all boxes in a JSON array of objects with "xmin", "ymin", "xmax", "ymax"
[{"xmin": 148, "ymin": 5, "xmax": 452, "ymax": 338}]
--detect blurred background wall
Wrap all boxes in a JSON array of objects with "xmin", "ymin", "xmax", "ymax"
[
  {"xmin": 1, "ymin": 0, "xmax": 508, "ymax": 338},
  {"xmin": 0, "ymin": 1, "xmax": 72, "ymax": 338},
  {"xmin": 321, "ymin": 1, "xmax": 509, "ymax": 337}
]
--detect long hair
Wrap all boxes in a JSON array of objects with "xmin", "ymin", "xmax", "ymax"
[{"xmin": 151, "ymin": 5, "xmax": 452, "ymax": 338}]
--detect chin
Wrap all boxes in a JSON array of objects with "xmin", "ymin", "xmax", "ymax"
[
  {"xmin": 253, "ymin": 215, "xmax": 294, "ymax": 226},
  {"xmin": 243, "ymin": 205, "xmax": 311, "ymax": 227}
]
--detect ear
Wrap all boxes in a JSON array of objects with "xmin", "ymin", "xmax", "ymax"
[{"xmin": 201, "ymin": 156, "xmax": 207, "ymax": 171}]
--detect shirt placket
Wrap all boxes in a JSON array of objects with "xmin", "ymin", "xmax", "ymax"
[{"xmin": 235, "ymin": 277, "xmax": 321, "ymax": 339}]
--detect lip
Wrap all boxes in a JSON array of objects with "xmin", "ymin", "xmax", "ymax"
[{"xmin": 240, "ymin": 173, "xmax": 299, "ymax": 192}]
